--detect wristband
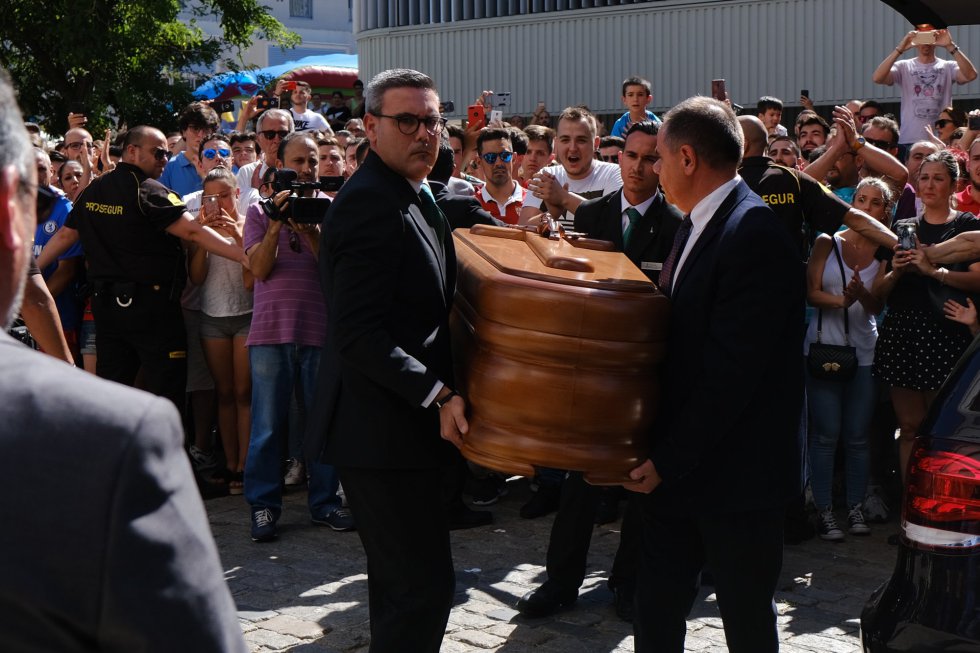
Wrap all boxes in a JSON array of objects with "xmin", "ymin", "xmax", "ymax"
[
  {"xmin": 433, "ymin": 389, "xmax": 459, "ymax": 409},
  {"xmin": 950, "ymin": 45, "xmax": 960, "ymax": 56},
  {"xmin": 895, "ymin": 47, "xmax": 904, "ymax": 55}
]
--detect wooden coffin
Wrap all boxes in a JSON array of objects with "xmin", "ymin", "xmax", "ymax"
[{"xmin": 451, "ymin": 225, "xmax": 670, "ymax": 484}]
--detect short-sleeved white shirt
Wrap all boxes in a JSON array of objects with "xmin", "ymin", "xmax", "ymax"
[
  {"xmin": 523, "ymin": 161, "xmax": 623, "ymax": 229},
  {"xmin": 890, "ymin": 57, "xmax": 960, "ymax": 144}
]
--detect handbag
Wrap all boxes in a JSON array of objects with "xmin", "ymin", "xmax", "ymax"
[{"xmin": 807, "ymin": 237, "xmax": 858, "ymax": 382}]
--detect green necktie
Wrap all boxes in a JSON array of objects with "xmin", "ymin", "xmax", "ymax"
[
  {"xmin": 418, "ymin": 184, "xmax": 447, "ymax": 243},
  {"xmin": 623, "ymin": 207, "xmax": 642, "ymax": 246}
]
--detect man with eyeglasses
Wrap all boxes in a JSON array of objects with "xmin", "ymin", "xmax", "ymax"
[
  {"xmin": 235, "ymin": 108, "xmax": 295, "ymax": 214},
  {"xmin": 160, "ymin": 101, "xmax": 220, "ymax": 196},
  {"xmin": 599, "ymin": 135, "xmax": 625, "ymax": 164},
  {"xmin": 35, "ymin": 126, "xmax": 248, "ymax": 412},
  {"xmin": 474, "ymin": 127, "xmax": 526, "ymax": 225},
  {"xmin": 856, "ymin": 100, "xmax": 882, "ymax": 127},
  {"xmin": 873, "ymin": 26, "xmax": 977, "ymax": 150},
  {"xmin": 520, "ymin": 106, "xmax": 623, "ymax": 229},
  {"xmin": 307, "ymin": 68, "xmax": 466, "ymax": 653}
]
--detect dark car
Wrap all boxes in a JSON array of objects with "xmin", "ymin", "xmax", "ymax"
[{"xmin": 861, "ymin": 338, "xmax": 980, "ymax": 652}]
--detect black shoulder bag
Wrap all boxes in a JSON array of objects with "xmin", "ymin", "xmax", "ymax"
[{"xmin": 807, "ymin": 237, "xmax": 858, "ymax": 382}]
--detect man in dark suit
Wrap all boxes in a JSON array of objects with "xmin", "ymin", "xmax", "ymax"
[
  {"xmin": 626, "ymin": 97, "xmax": 805, "ymax": 653},
  {"xmin": 516, "ymin": 120, "xmax": 682, "ymax": 622},
  {"xmin": 0, "ymin": 70, "xmax": 245, "ymax": 652},
  {"xmin": 309, "ymin": 69, "xmax": 468, "ymax": 653}
]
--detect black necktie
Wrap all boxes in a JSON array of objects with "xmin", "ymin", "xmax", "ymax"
[
  {"xmin": 418, "ymin": 184, "xmax": 447, "ymax": 243},
  {"xmin": 623, "ymin": 207, "xmax": 642, "ymax": 247},
  {"xmin": 658, "ymin": 216, "xmax": 692, "ymax": 296}
]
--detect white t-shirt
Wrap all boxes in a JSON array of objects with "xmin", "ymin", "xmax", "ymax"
[
  {"xmin": 523, "ymin": 160, "xmax": 623, "ymax": 229},
  {"xmin": 891, "ymin": 57, "xmax": 960, "ymax": 144},
  {"xmin": 290, "ymin": 108, "xmax": 330, "ymax": 133}
]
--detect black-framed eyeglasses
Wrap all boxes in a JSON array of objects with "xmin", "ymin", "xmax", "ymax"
[
  {"xmin": 935, "ymin": 119, "xmax": 954, "ymax": 128},
  {"xmin": 259, "ymin": 130, "xmax": 290, "ymax": 140},
  {"xmin": 148, "ymin": 147, "xmax": 171, "ymax": 161},
  {"xmin": 203, "ymin": 148, "xmax": 231, "ymax": 160},
  {"xmin": 600, "ymin": 154, "xmax": 620, "ymax": 163},
  {"xmin": 866, "ymin": 137, "xmax": 893, "ymax": 150},
  {"xmin": 288, "ymin": 229, "xmax": 301, "ymax": 253},
  {"xmin": 371, "ymin": 112, "xmax": 447, "ymax": 136},
  {"xmin": 481, "ymin": 151, "xmax": 514, "ymax": 164},
  {"xmin": 66, "ymin": 141, "xmax": 94, "ymax": 151}
]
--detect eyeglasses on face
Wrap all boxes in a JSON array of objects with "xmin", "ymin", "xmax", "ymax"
[
  {"xmin": 148, "ymin": 147, "xmax": 171, "ymax": 161},
  {"xmin": 481, "ymin": 151, "xmax": 514, "ymax": 164},
  {"xmin": 203, "ymin": 148, "xmax": 232, "ymax": 160},
  {"xmin": 600, "ymin": 154, "xmax": 620, "ymax": 163},
  {"xmin": 857, "ymin": 113, "xmax": 877, "ymax": 123},
  {"xmin": 865, "ymin": 137, "xmax": 893, "ymax": 150},
  {"xmin": 935, "ymin": 119, "xmax": 954, "ymax": 128},
  {"xmin": 370, "ymin": 113, "xmax": 447, "ymax": 136},
  {"xmin": 259, "ymin": 130, "xmax": 290, "ymax": 140},
  {"xmin": 67, "ymin": 141, "xmax": 94, "ymax": 150}
]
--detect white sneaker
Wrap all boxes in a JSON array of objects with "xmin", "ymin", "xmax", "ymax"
[
  {"xmin": 283, "ymin": 458, "xmax": 306, "ymax": 487},
  {"xmin": 818, "ymin": 509, "xmax": 845, "ymax": 542},
  {"xmin": 848, "ymin": 504, "xmax": 871, "ymax": 536},
  {"xmin": 863, "ymin": 486, "xmax": 889, "ymax": 523}
]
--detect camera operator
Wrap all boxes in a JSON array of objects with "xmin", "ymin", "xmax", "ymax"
[{"xmin": 243, "ymin": 132, "xmax": 351, "ymax": 542}]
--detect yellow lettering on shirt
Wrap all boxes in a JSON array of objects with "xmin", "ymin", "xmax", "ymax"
[
  {"xmin": 761, "ymin": 193, "xmax": 796, "ymax": 206},
  {"xmin": 84, "ymin": 202, "xmax": 124, "ymax": 215},
  {"xmin": 167, "ymin": 192, "xmax": 183, "ymax": 207}
]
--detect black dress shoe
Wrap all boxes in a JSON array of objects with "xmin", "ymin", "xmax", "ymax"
[
  {"xmin": 448, "ymin": 505, "xmax": 493, "ymax": 530},
  {"xmin": 612, "ymin": 586, "xmax": 634, "ymax": 623},
  {"xmin": 516, "ymin": 583, "xmax": 577, "ymax": 618}
]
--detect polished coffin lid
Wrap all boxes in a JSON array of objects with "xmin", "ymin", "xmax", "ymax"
[{"xmin": 451, "ymin": 225, "xmax": 669, "ymax": 484}]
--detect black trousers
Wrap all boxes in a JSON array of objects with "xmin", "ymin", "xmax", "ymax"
[
  {"xmin": 545, "ymin": 471, "xmax": 639, "ymax": 593},
  {"xmin": 338, "ymin": 466, "xmax": 455, "ymax": 653},
  {"xmin": 634, "ymin": 503, "xmax": 785, "ymax": 653},
  {"xmin": 91, "ymin": 283, "xmax": 186, "ymax": 410}
]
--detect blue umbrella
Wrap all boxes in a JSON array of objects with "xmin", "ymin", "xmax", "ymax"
[{"xmin": 194, "ymin": 53, "xmax": 359, "ymax": 100}]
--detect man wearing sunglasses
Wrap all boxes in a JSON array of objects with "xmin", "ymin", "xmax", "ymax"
[
  {"xmin": 235, "ymin": 108, "xmax": 295, "ymax": 215},
  {"xmin": 35, "ymin": 126, "xmax": 249, "ymax": 412},
  {"xmin": 474, "ymin": 127, "xmax": 526, "ymax": 225}
]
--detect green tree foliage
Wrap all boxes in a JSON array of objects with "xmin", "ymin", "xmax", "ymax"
[{"xmin": 1, "ymin": 0, "xmax": 299, "ymax": 133}]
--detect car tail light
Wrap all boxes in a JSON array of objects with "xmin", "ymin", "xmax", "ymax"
[{"xmin": 903, "ymin": 440, "xmax": 980, "ymax": 549}]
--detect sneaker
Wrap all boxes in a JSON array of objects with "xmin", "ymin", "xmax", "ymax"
[
  {"xmin": 817, "ymin": 509, "xmax": 845, "ymax": 542},
  {"xmin": 863, "ymin": 485, "xmax": 890, "ymax": 523},
  {"xmin": 848, "ymin": 504, "xmax": 871, "ymax": 536},
  {"xmin": 311, "ymin": 507, "xmax": 356, "ymax": 532},
  {"xmin": 520, "ymin": 483, "xmax": 561, "ymax": 519},
  {"xmin": 189, "ymin": 445, "xmax": 217, "ymax": 471},
  {"xmin": 251, "ymin": 508, "xmax": 278, "ymax": 542},
  {"xmin": 283, "ymin": 458, "xmax": 306, "ymax": 487},
  {"xmin": 471, "ymin": 474, "xmax": 508, "ymax": 506}
]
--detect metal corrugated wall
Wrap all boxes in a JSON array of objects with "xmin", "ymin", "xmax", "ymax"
[{"xmin": 354, "ymin": 0, "xmax": 980, "ymax": 119}]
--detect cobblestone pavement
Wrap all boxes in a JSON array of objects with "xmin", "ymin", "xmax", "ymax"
[{"xmin": 208, "ymin": 478, "xmax": 897, "ymax": 652}]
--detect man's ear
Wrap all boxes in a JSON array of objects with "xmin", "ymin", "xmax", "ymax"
[
  {"xmin": 679, "ymin": 144, "xmax": 698, "ymax": 176},
  {"xmin": 0, "ymin": 166, "xmax": 25, "ymax": 251}
]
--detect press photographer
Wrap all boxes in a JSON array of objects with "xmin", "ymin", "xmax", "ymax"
[{"xmin": 243, "ymin": 131, "xmax": 352, "ymax": 542}]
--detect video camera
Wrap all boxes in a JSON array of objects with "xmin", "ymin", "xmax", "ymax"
[{"xmin": 259, "ymin": 168, "xmax": 344, "ymax": 224}]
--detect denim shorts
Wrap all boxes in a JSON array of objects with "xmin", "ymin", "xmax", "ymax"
[{"xmin": 200, "ymin": 312, "xmax": 252, "ymax": 339}]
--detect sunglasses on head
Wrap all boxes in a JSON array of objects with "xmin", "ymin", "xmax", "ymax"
[
  {"xmin": 481, "ymin": 151, "xmax": 514, "ymax": 164},
  {"xmin": 203, "ymin": 148, "xmax": 231, "ymax": 160},
  {"xmin": 259, "ymin": 130, "xmax": 290, "ymax": 140},
  {"xmin": 935, "ymin": 119, "xmax": 954, "ymax": 128}
]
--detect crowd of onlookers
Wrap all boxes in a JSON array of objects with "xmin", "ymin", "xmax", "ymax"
[{"xmin": 20, "ymin": 25, "xmax": 980, "ymax": 550}]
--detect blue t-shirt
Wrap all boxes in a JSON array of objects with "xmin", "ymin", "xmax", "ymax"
[
  {"xmin": 33, "ymin": 192, "xmax": 84, "ymax": 330},
  {"xmin": 610, "ymin": 110, "xmax": 662, "ymax": 137},
  {"xmin": 159, "ymin": 152, "xmax": 202, "ymax": 196}
]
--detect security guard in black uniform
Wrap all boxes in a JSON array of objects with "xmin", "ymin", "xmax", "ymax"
[
  {"xmin": 737, "ymin": 116, "xmax": 896, "ymax": 258},
  {"xmin": 36, "ymin": 126, "xmax": 248, "ymax": 409}
]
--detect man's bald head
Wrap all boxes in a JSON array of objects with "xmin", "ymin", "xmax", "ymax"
[{"xmin": 738, "ymin": 115, "xmax": 769, "ymax": 157}]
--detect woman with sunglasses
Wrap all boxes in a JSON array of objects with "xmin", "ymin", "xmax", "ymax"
[
  {"xmin": 806, "ymin": 178, "xmax": 892, "ymax": 541},
  {"xmin": 930, "ymin": 106, "xmax": 967, "ymax": 147},
  {"xmin": 872, "ymin": 150, "xmax": 980, "ymax": 484},
  {"xmin": 189, "ymin": 167, "xmax": 253, "ymax": 494}
]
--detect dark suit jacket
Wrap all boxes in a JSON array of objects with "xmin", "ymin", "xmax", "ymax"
[
  {"xmin": 647, "ymin": 180, "xmax": 805, "ymax": 515},
  {"xmin": 429, "ymin": 180, "xmax": 500, "ymax": 230},
  {"xmin": 309, "ymin": 150, "xmax": 457, "ymax": 470},
  {"xmin": 574, "ymin": 189, "xmax": 683, "ymax": 283},
  {"xmin": 0, "ymin": 334, "xmax": 245, "ymax": 652}
]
